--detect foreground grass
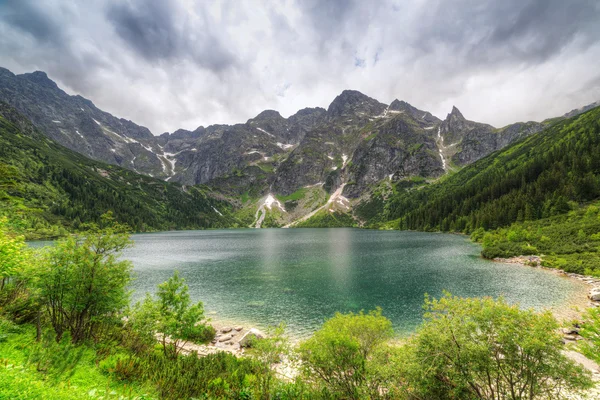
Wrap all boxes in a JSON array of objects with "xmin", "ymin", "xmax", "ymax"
[{"xmin": 0, "ymin": 325, "xmax": 155, "ymax": 400}]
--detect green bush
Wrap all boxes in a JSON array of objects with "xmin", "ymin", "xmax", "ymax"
[
  {"xmin": 299, "ymin": 308, "xmax": 393, "ymax": 399},
  {"xmin": 399, "ymin": 293, "xmax": 593, "ymax": 400}
]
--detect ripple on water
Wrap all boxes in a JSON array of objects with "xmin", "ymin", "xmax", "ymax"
[{"xmin": 114, "ymin": 229, "xmax": 584, "ymax": 339}]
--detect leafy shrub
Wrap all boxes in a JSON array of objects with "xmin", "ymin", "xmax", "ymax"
[
  {"xmin": 400, "ymin": 293, "xmax": 593, "ymax": 400},
  {"xmin": 299, "ymin": 308, "xmax": 393, "ymax": 399}
]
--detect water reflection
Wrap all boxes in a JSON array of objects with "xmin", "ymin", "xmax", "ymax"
[
  {"xmin": 118, "ymin": 228, "xmax": 582, "ymax": 338},
  {"xmin": 328, "ymin": 227, "xmax": 352, "ymax": 296}
]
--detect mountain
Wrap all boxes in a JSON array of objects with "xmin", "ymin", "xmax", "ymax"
[
  {"xmin": 2, "ymin": 66, "xmax": 595, "ymax": 228},
  {"xmin": 0, "ymin": 102, "xmax": 238, "ymax": 239},
  {"xmin": 0, "ymin": 67, "xmax": 174, "ymax": 177},
  {"xmin": 356, "ymin": 105, "xmax": 600, "ymax": 232}
]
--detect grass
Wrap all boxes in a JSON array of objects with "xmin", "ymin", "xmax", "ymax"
[
  {"xmin": 276, "ymin": 188, "xmax": 307, "ymax": 203},
  {"xmin": 0, "ymin": 324, "xmax": 155, "ymax": 399}
]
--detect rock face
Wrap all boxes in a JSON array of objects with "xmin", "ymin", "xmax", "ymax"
[
  {"xmin": 0, "ymin": 67, "xmax": 168, "ymax": 177},
  {"xmin": 438, "ymin": 106, "xmax": 545, "ymax": 166},
  {"xmin": 453, "ymin": 121, "xmax": 544, "ymax": 165},
  {"xmin": 343, "ymin": 112, "xmax": 443, "ymax": 198},
  {"xmin": 0, "ymin": 66, "xmax": 580, "ymax": 213}
]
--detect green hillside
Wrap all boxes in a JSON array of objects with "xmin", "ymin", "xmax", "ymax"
[
  {"xmin": 359, "ymin": 106, "xmax": 600, "ymax": 233},
  {"xmin": 474, "ymin": 201, "xmax": 600, "ymax": 275},
  {"xmin": 0, "ymin": 104, "xmax": 238, "ymax": 239}
]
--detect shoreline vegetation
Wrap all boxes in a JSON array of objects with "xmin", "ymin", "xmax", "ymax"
[{"xmin": 3, "ymin": 217, "xmax": 600, "ymax": 398}]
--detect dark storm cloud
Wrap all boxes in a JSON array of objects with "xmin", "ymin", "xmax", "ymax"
[
  {"xmin": 409, "ymin": 0, "xmax": 600, "ymax": 65},
  {"xmin": 298, "ymin": 0, "xmax": 357, "ymax": 37},
  {"xmin": 106, "ymin": 0, "xmax": 237, "ymax": 72},
  {"xmin": 0, "ymin": 0, "xmax": 64, "ymax": 44}
]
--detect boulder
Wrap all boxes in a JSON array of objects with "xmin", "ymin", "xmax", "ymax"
[
  {"xmin": 564, "ymin": 334, "xmax": 577, "ymax": 341},
  {"xmin": 563, "ymin": 327, "xmax": 579, "ymax": 335},
  {"xmin": 234, "ymin": 326, "xmax": 244, "ymax": 331},
  {"xmin": 221, "ymin": 326, "xmax": 233, "ymax": 333},
  {"xmin": 218, "ymin": 334, "xmax": 233, "ymax": 342},
  {"xmin": 589, "ymin": 292, "xmax": 600, "ymax": 301},
  {"xmin": 239, "ymin": 328, "xmax": 266, "ymax": 348}
]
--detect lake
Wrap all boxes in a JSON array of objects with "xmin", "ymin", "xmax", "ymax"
[{"xmin": 121, "ymin": 228, "xmax": 582, "ymax": 338}]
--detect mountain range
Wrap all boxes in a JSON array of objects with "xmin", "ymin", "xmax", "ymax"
[{"xmin": 0, "ymin": 66, "xmax": 597, "ymax": 229}]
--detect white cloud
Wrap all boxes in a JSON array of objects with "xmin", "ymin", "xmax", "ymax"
[{"xmin": 0, "ymin": 0, "xmax": 599, "ymax": 134}]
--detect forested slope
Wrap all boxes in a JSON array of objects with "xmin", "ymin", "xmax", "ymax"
[
  {"xmin": 0, "ymin": 104, "xmax": 238, "ymax": 238},
  {"xmin": 361, "ymin": 106, "xmax": 600, "ymax": 232}
]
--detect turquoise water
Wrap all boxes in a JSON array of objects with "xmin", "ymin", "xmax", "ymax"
[{"xmin": 118, "ymin": 228, "xmax": 581, "ymax": 338}]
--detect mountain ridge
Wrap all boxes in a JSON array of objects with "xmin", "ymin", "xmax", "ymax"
[{"xmin": 1, "ymin": 66, "xmax": 598, "ymax": 228}]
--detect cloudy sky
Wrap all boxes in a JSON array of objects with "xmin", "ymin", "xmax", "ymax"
[{"xmin": 1, "ymin": 0, "xmax": 599, "ymax": 134}]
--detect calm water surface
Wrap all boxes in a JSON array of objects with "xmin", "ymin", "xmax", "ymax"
[{"xmin": 120, "ymin": 229, "xmax": 581, "ymax": 338}]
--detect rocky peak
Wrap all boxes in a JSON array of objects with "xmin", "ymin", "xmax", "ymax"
[
  {"xmin": 21, "ymin": 71, "xmax": 59, "ymax": 89},
  {"xmin": 389, "ymin": 99, "xmax": 441, "ymax": 124},
  {"xmin": 168, "ymin": 128, "xmax": 203, "ymax": 140},
  {"xmin": 252, "ymin": 109, "xmax": 284, "ymax": 121},
  {"xmin": 447, "ymin": 106, "xmax": 465, "ymax": 121},
  {"xmin": 388, "ymin": 99, "xmax": 412, "ymax": 111},
  {"xmin": 327, "ymin": 90, "xmax": 386, "ymax": 118},
  {"xmin": 0, "ymin": 67, "xmax": 15, "ymax": 78},
  {"xmin": 291, "ymin": 107, "xmax": 326, "ymax": 118}
]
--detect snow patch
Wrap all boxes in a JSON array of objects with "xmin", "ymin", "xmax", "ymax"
[
  {"xmin": 264, "ymin": 194, "xmax": 285, "ymax": 211},
  {"xmin": 437, "ymin": 127, "xmax": 447, "ymax": 171},
  {"xmin": 75, "ymin": 130, "xmax": 84, "ymax": 139},
  {"xmin": 276, "ymin": 142, "xmax": 294, "ymax": 150},
  {"xmin": 163, "ymin": 152, "xmax": 177, "ymax": 174},
  {"xmin": 424, "ymin": 126, "xmax": 435, "ymax": 130},
  {"xmin": 93, "ymin": 119, "xmax": 101, "ymax": 125},
  {"xmin": 256, "ymin": 127, "xmax": 274, "ymax": 137},
  {"xmin": 254, "ymin": 193, "xmax": 286, "ymax": 228},
  {"xmin": 52, "ymin": 120, "xmax": 61, "ymax": 123},
  {"xmin": 327, "ymin": 155, "xmax": 334, "ymax": 160},
  {"xmin": 342, "ymin": 154, "xmax": 349, "ymax": 168},
  {"xmin": 284, "ymin": 184, "xmax": 350, "ymax": 228},
  {"xmin": 212, "ymin": 206, "xmax": 223, "ymax": 216},
  {"xmin": 304, "ymin": 182, "xmax": 324, "ymax": 188}
]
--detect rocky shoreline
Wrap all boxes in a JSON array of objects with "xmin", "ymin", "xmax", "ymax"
[
  {"xmin": 493, "ymin": 255, "xmax": 600, "ymax": 309},
  {"xmin": 178, "ymin": 321, "xmax": 267, "ymax": 357},
  {"xmin": 493, "ymin": 255, "xmax": 600, "ymax": 386}
]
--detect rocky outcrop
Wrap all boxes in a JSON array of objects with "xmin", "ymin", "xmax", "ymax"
[
  {"xmin": 326, "ymin": 90, "xmax": 387, "ymax": 118},
  {"xmin": 0, "ymin": 67, "xmax": 167, "ymax": 175},
  {"xmin": 453, "ymin": 121, "xmax": 543, "ymax": 165},
  {"xmin": 343, "ymin": 114, "xmax": 443, "ymax": 198}
]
